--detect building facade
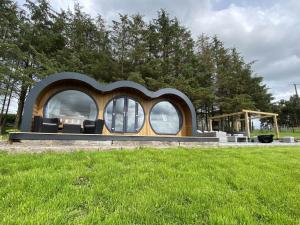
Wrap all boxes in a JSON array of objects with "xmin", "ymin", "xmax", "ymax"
[{"xmin": 20, "ymin": 72, "xmax": 197, "ymax": 137}]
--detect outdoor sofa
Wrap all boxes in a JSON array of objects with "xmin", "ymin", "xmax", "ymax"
[
  {"xmin": 83, "ymin": 119, "xmax": 104, "ymax": 134},
  {"xmin": 33, "ymin": 116, "xmax": 104, "ymax": 134},
  {"xmin": 33, "ymin": 116, "xmax": 59, "ymax": 133}
]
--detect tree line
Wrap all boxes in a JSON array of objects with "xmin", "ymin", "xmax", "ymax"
[
  {"xmin": 271, "ymin": 95, "xmax": 300, "ymax": 129},
  {"xmin": 1, "ymin": 0, "xmax": 274, "ymax": 133}
]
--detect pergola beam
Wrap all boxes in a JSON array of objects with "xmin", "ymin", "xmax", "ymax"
[
  {"xmin": 242, "ymin": 109, "xmax": 278, "ymax": 116},
  {"xmin": 209, "ymin": 112, "xmax": 244, "ymax": 120},
  {"xmin": 208, "ymin": 110, "xmax": 278, "ymax": 120},
  {"xmin": 250, "ymin": 115, "xmax": 274, "ymax": 120}
]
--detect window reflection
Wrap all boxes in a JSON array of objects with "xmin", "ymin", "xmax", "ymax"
[
  {"xmin": 104, "ymin": 96, "xmax": 144, "ymax": 133},
  {"xmin": 104, "ymin": 101, "xmax": 113, "ymax": 130},
  {"xmin": 127, "ymin": 99, "xmax": 136, "ymax": 132},
  {"xmin": 114, "ymin": 98, "xmax": 125, "ymax": 132},
  {"xmin": 137, "ymin": 104, "xmax": 144, "ymax": 129},
  {"xmin": 44, "ymin": 90, "xmax": 98, "ymax": 125},
  {"xmin": 150, "ymin": 101, "xmax": 182, "ymax": 134}
]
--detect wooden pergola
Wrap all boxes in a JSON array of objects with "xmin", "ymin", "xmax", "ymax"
[{"xmin": 208, "ymin": 109, "xmax": 279, "ymax": 139}]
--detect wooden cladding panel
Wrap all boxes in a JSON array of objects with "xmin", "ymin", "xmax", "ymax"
[{"xmin": 34, "ymin": 82, "xmax": 192, "ymax": 137}]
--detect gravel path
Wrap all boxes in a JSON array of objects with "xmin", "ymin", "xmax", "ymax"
[{"xmin": 1, "ymin": 140, "xmax": 300, "ymax": 153}]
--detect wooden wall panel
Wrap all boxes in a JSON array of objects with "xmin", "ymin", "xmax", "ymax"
[{"xmin": 33, "ymin": 81, "xmax": 193, "ymax": 137}]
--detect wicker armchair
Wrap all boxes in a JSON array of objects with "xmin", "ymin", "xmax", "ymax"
[
  {"xmin": 83, "ymin": 119, "xmax": 104, "ymax": 134},
  {"xmin": 33, "ymin": 116, "xmax": 59, "ymax": 133}
]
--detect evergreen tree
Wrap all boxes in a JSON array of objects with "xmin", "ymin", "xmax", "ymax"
[
  {"xmin": 275, "ymin": 96, "xmax": 300, "ymax": 128},
  {"xmin": 0, "ymin": 0, "xmax": 24, "ymax": 131},
  {"xmin": 0, "ymin": 2, "xmax": 273, "ymax": 132}
]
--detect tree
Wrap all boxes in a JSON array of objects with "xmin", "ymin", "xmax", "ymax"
[
  {"xmin": 13, "ymin": 0, "xmax": 64, "ymax": 128},
  {"xmin": 111, "ymin": 14, "xmax": 131, "ymax": 80},
  {"xmin": 275, "ymin": 96, "xmax": 300, "ymax": 128},
  {"xmin": 0, "ymin": 2, "xmax": 273, "ymax": 132},
  {"xmin": 0, "ymin": 0, "xmax": 23, "ymax": 132}
]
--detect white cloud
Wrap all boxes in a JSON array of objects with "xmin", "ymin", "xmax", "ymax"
[{"xmin": 187, "ymin": 2, "xmax": 300, "ymax": 100}]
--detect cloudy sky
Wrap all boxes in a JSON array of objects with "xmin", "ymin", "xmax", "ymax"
[{"xmin": 16, "ymin": 0, "xmax": 300, "ymax": 101}]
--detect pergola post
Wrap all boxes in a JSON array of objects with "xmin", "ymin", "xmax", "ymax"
[
  {"xmin": 233, "ymin": 115, "xmax": 240, "ymax": 131},
  {"xmin": 274, "ymin": 115, "xmax": 280, "ymax": 139},
  {"xmin": 208, "ymin": 119, "xmax": 213, "ymax": 132},
  {"xmin": 245, "ymin": 112, "xmax": 250, "ymax": 138}
]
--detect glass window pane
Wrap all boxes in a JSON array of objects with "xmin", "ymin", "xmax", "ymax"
[
  {"xmin": 150, "ymin": 101, "xmax": 181, "ymax": 134},
  {"xmin": 104, "ymin": 97, "xmax": 145, "ymax": 133},
  {"xmin": 137, "ymin": 104, "xmax": 144, "ymax": 130},
  {"xmin": 44, "ymin": 90, "xmax": 97, "ymax": 125},
  {"xmin": 114, "ymin": 98, "xmax": 124, "ymax": 132},
  {"xmin": 127, "ymin": 99, "xmax": 136, "ymax": 132},
  {"xmin": 104, "ymin": 101, "xmax": 113, "ymax": 130}
]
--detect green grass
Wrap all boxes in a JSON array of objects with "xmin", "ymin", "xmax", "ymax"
[
  {"xmin": 0, "ymin": 127, "xmax": 19, "ymax": 141},
  {"xmin": 1, "ymin": 147, "xmax": 300, "ymax": 224},
  {"xmin": 252, "ymin": 129, "xmax": 300, "ymax": 139},
  {"xmin": 0, "ymin": 132, "xmax": 9, "ymax": 141}
]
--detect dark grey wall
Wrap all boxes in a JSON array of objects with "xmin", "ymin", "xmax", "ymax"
[{"xmin": 20, "ymin": 72, "xmax": 197, "ymax": 136}]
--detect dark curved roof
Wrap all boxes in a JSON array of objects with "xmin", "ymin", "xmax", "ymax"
[{"xmin": 20, "ymin": 72, "xmax": 197, "ymax": 135}]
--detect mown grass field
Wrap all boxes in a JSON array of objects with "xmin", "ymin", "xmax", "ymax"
[
  {"xmin": 251, "ymin": 128, "xmax": 300, "ymax": 140},
  {"xmin": 0, "ymin": 127, "xmax": 18, "ymax": 141},
  {"xmin": 252, "ymin": 128, "xmax": 300, "ymax": 139},
  {"xmin": 0, "ymin": 147, "xmax": 300, "ymax": 225}
]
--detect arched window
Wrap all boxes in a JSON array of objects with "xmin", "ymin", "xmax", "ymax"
[
  {"xmin": 44, "ymin": 90, "xmax": 98, "ymax": 125},
  {"xmin": 150, "ymin": 101, "xmax": 182, "ymax": 134},
  {"xmin": 104, "ymin": 96, "xmax": 145, "ymax": 133}
]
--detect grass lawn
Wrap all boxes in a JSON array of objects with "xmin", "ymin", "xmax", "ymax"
[
  {"xmin": 252, "ymin": 129, "xmax": 300, "ymax": 140},
  {"xmin": 0, "ymin": 134, "xmax": 9, "ymax": 141},
  {"xmin": 0, "ymin": 127, "xmax": 19, "ymax": 141},
  {"xmin": 1, "ymin": 147, "xmax": 300, "ymax": 225}
]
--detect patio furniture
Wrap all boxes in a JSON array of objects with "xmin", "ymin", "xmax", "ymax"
[
  {"xmin": 62, "ymin": 124, "xmax": 81, "ymax": 133},
  {"xmin": 249, "ymin": 136, "xmax": 259, "ymax": 142},
  {"xmin": 33, "ymin": 116, "xmax": 59, "ymax": 133},
  {"xmin": 280, "ymin": 136, "xmax": 295, "ymax": 143},
  {"xmin": 197, "ymin": 131, "xmax": 228, "ymax": 142},
  {"xmin": 227, "ymin": 136, "xmax": 248, "ymax": 142},
  {"xmin": 257, "ymin": 134, "xmax": 274, "ymax": 143},
  {"xmin": 83, "ymin": 119, "xmax": 104, "ymax": 134},
  {"xmin": 230, "ymin": 132, "xmax": 247, "ymax": 136}
]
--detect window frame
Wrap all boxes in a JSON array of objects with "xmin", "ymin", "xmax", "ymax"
[
  {"xmin": 43, "ymin": 88, "xmax": 99, "ymax": 123},
  {"xmin": 149, "ymin": 100, "xmax": 183, "ymax": 135},
  {"xmin": 103, "ymin": 95, "xmax": 145, "ymax": 133}
]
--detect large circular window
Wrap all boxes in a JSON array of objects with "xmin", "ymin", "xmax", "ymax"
[
  {"xmin": 44, "ymin": 90, "xmax": 98, "ymax": 125},
  {"xmin": 150, "ymin": 101, "xmax": 182, "ymax": 134},
  {"xmin": 104, "ymin": 96, "xmax": 145, "ymax": 133}
]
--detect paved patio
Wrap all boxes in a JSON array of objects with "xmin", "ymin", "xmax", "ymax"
[{"xmin": 1, "ymin": 140, "xmax": 300, "ymax": 153}]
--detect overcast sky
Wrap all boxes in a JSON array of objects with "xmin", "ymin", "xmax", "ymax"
[{"xmin": 16, "ymin": 0, "xmax": 300, "ymax": 101}]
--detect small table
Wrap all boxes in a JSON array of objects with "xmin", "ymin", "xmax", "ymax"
[
  {"xmin": 227, "ymin": 136, "xmax": 248, "ymax": 143},
  {"xmin": 62, "ymin": 124, "xmax": 81, "ymax": 133}
]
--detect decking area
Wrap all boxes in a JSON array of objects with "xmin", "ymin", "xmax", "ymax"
[{"xmin": 9, "ymin": 132, "xmax": 219, "ymax": 143}]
